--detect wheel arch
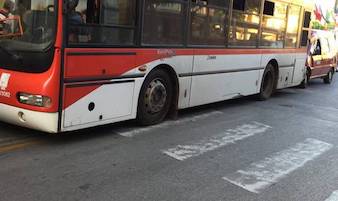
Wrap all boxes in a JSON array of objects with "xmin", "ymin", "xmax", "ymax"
[
  {"xmin": 267, "ymin": 59, "xmax": 279, "ymax": 90},
  {"xmin": 145, "ymin": 64, "xmax": 180, "ymax": 118}
]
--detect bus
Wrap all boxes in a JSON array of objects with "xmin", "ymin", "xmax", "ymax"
[{"xmin": 0, "ymin": 0, "xmax": 311, "ymax": 133}]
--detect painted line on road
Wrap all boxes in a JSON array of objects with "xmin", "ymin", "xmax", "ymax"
[
  {"xmin": 0, "ymin": 136, "xmax": 33, "ymax": 145},
  {"xmin": 0, "ymin": 138, "xmax": 43, "ymax": 154},
  {"xmin": 162, "ymin": 121, "xmax": 271, "ymax": 161},
  {"xmin": 223, "ymin": 138, "xmax": 332, "ymax": 194},
  {"xmin": 325, "ymin": 191, "xmax": 338, "ymax": 201},
  {"xmin": 117, "ymin": 111, "xmax": 224, "ymax": 137}
]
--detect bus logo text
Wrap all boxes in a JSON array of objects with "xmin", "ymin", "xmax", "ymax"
[
  {"xmin": 0, "ymin": 73, "xmax": 11, "ymax": 91},
  {"xmin": 0, "ymin": 91, "xmax": 10, "ymax": 98},
  {"xmin": 0, "ymin": 73, "xmax": 11, "ymax": 98}
]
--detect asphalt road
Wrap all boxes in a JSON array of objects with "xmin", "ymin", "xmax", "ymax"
[{"xmin": 1, "ymin": 77, "xmax": 338, "ymax": 201}]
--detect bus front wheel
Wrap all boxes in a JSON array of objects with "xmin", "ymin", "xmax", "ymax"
[
  {"xmin": 258, "ymin": 64, "xmax": 276, "ymax": 100},
  {"xmin": 137, "ymin": 69, "xmax": 173, "ymax": 125}
]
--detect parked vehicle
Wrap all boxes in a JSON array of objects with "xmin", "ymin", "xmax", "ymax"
[
  {"xmin": 306, "ymin": 30, "xmax": 337, "ymax": 84},
  {"xmin": 0, "ymin": 0, "xmax": 309, "ymax": 133},
  {"xmin": 333, "ymin": 31, "xmax": 338, "ymax": 72}
]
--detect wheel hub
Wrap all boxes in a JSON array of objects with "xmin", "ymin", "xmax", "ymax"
[{"xmin": 144, "ymin": 79, "xmax": 167, "ymax": 114}]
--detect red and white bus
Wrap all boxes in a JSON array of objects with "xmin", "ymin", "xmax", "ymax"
[{"xmin": 0, "ymin": 0, "xmax": 311, "ymax": 133}]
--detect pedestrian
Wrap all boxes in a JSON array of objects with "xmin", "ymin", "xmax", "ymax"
[{"xmin": 0, "ymin": 0, "xmax": 13, "ymax": 34}]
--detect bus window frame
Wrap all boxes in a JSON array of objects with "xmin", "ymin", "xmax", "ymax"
[
  {"xmin": 0, "ymin": 0, "xmax": 58, "ymax": 74},
  {"xmin": 188, "ymin": 3, "xmax": 228, "ymax": 46},
  {"xmin": 142, "ymin": 0, "xmax": 188, "ymax": 46},
  {"xmin": 64, "ymin": 0, "xmax": 304, "ymax": 50},
  {"xmin": 228, "ymin": 0, "xmax": 261, "ymax": 48},
  {"xmin": 65, "ymin": 0, "xmax": 139, "ymax": 48}
]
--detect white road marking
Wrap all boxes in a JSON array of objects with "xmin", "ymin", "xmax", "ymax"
[
  {"xmin": 117, "ymin": 111, "xmax": 223, "ymax": 137},
  {"xmin": 162, "ymin": 122, "xmax": 271, "ymax": 161},
  {"xmin": 325, "ymin": 191, "xmax": 338, "ymax": 201},
  {"xmin": 223, "ymin": 138, "xmax": 333, "ymax": 194}
]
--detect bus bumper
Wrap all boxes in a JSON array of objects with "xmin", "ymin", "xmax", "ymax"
[{"xmin": 0, "ymin": 103, "xmax": 58, "ymax": 133}]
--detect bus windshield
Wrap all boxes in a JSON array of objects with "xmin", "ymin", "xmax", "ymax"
[{"xmin": 0, "ymin": 0, "xmax": 56, "ymax": 73}]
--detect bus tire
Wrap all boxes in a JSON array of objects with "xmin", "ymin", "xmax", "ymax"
[
  {"xmin": 299, "ymin": 70, "xmax": 309, "ymax": 89},
  {"xmin": 258, "ymin": 64, "xmax": 276, "ymax": 100},
  {"xmin": 323, "ymin": 69, "xmax": 334, "ymax": 84},
  {"xmin": 137, "ymin": 69, "xmax": 173, "ymax": 126}
]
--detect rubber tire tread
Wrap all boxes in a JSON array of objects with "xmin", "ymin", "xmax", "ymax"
[
  {"xmin": 299, "ymin": 70, "xmax": 309, "ymax": 89},
  {"xmin": 137, "ymin": 69, "xmax": 173, "ymax": 126},
  {"xmin": 258, "ymin": 64, "xmax": 276, "ymax": 100}
]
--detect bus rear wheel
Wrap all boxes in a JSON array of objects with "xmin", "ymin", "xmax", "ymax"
[
  {"xmin": 299, "ymin": 70, "xmax": 310, "ymax": 89},
  {"xmin": 137, "ymin": 69, "xmax": 173, "ymax": 125},
  {"xmin": 258, "ymin": 64, "xmax": 276, "ymax": 100}
]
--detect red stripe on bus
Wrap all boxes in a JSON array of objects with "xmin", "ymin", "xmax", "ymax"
[
  {"xmin": 64, "ymin": 85, "xmax": 100, "ymax": 109},
  {"xmin": 194, "ymin": 48, "xmax": 307, "ymax": 55},
  {"xmin": 64, "ymin": 48, "xmax": 306, "ymax": 79}
]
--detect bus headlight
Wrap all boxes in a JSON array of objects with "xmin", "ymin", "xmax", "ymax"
[{"xmin": 17, "ymin": 93, "xmax": 52, "ymax": 108}]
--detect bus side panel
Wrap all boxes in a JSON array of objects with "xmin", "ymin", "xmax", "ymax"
[
  {"xmin": 64, "ymin": 50, "xmax": 137, "ymax": 79},
  {"xmin": 189, "ymin": 53, "xmax": 261, "ymax": 107},
  {"xmin": 292, "ymin": 53, "xmax": 307, "ymax": 85},
  {"xmin": 63, "ymin": 82, "xmax": 135, "ymax": 128},
  {"xmin": 61, "ymin": 49, "xmax": 140, "ymax": 131},
  {"xmin": 142, "ymin": 55, "xmax": 194, "ymax": 109},
  {"xmin": 133, "ymin": 50, "xmax": 194, "ymax": 110},
  {"xmin": 260, "ymin": 53, "xmax": 296, "ymax": 89}
]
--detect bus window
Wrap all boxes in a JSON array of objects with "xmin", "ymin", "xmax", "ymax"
[
  {"xmin": 263, "ymin": 1, "xmax": 274, "ymax": 16},
  {"xmin": 260, "ymin": 1, "xmax": 287, "ymax": 48},
  {"xmin": 189, "ymin": 0, "xmax": 228, "ymax": 46},
  {"xmin": 285, "ymin": 5, "xmax": 301, "ymax": 48},
  {"xmin": 233, "ymin": 0, "xmax": 245, "ymax": 11},
  {"xmin": 101, "ymin": 1, "xmax": 135, "ymax": 26},
  {"xmin": 67, "ymin": 0, "xmax": 86, "ymax": 43},
  {"xmin": 192, "ymin": 0, "xmax": 228, "ymax": 7},
  {"xmin": 229, "ymin": 0, "xmax": 260, "ymax": 47},
  {"xmin": 142, "ymin": 0, "xmax": 187, "ymax": 45},
  {"xmin": 301, "ymin": 30, "xmax": 309, "ymax": 47},
  {"xmin": 0, "ymin": 0, "xmax": 56, "ymax": 73},
  {"xmin": 303, "ymin": 11, "xmax": 311, "ymax": 28},
  {"xmin": 300, "ymin": 11, "xmax": 311, "ymax": 47},
  {"xmin": 246, "ymin": 0, "xmax": 260, "ymax": 14},
  {"xmin": 68, "ymin": 0, "xmax": 136, "ymax": 46},
  {"xmin": 233, "ymin": 0, "xmax": 260, "ymax": 13}
]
